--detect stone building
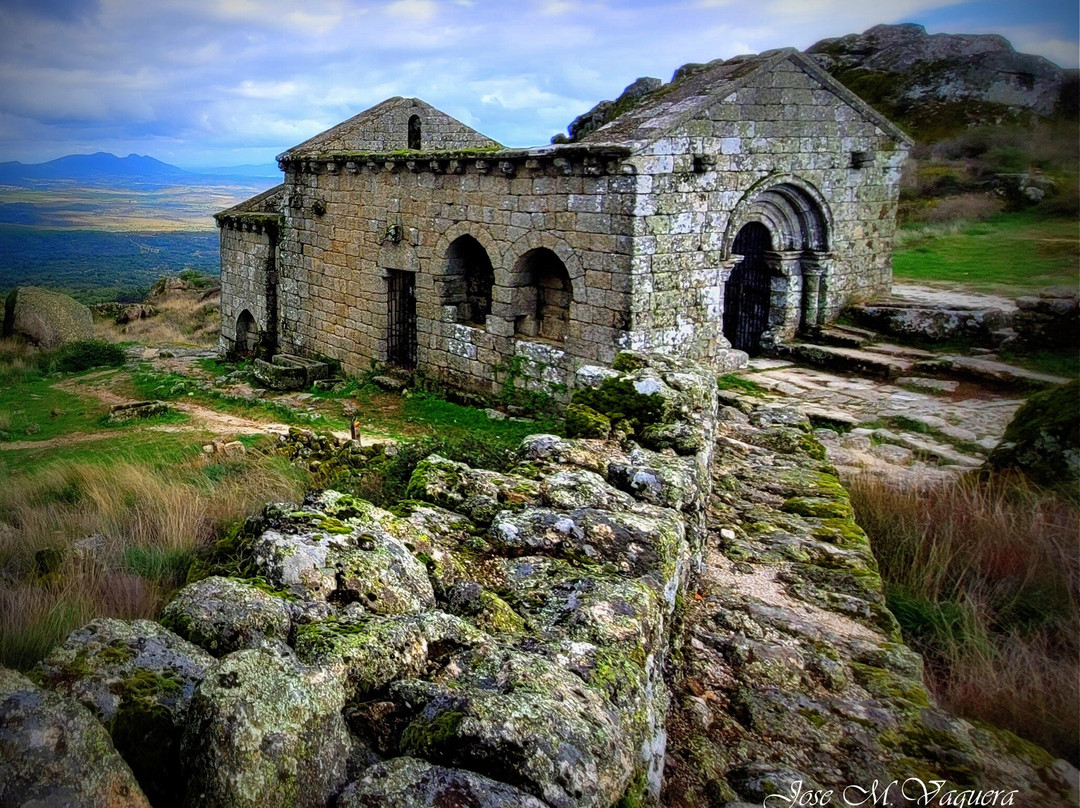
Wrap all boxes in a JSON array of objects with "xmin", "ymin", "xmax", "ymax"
[{"xmin": 216, "ymin": 48, "xmax": 910, "ymax": 398}]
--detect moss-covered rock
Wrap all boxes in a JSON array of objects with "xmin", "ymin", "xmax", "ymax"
[
  {"xmin": 405, "ymin": 454, "xmax": 543, "ymax": 524},
  {"xmin": 0, "ymin": 666, "xmax": 152, "ymax": 808},
  {"xmin": 565, "ymin": 403, "xmax": 612, "ymax": 439},
  {"xmin": 338, "ymin": 756, "xmax": 549, "ymax": 808},
  {"xmin": 32, "ymin": 618, "xmax": 213, "ymax": 808},
  {"xmin": 182, "ymin": 647, "xmax": 350, "ymax": 808},
  {"xmin": 985, "ymin": 378, "xmax": 1080, "ymax": 491},
  {"xmin": 160, "ymin": 576, "xmax": 292, "ymax": 656},
  {"xmin": 3, "ymin": 286, "xmax": 94, "ymax": 348}
]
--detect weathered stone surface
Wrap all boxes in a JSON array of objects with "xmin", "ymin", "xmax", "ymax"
[
  {"xmin": 249, "ymin": 501, "xmax": 436, "ymax": 612},
  {"xmin": 107, "ymin": 400, "xmax": 171, "ymax": 423},
  {"xmin": 3, "ymin": 286, "xmax": 94, "ymax": 348},
  {"xmin": 986, "ymin": 379, "xmax": 1080, "ymax": 489},
  {"xmin": 160, "ymin": 576, "xmax": 292, "ymax": 656},
  {"xmin": 0, "ymin": 667, "xmax": 151, "ymax": 808},
  {"xmin": 182, "ymin": 646, "xmax": 350, "ymax": 808},
  {"xmin": 339, "ymin": 756, "xmax": 549, "ymax": 808},
  {"xmin": 32, "ymin": 618, "xmax": 213, "ymax": 808}
]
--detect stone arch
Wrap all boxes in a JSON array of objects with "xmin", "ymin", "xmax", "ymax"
[
  {"xmin": 433, "ymin": 222, "xmax": 502, "ymax": 270},
  {"xmin": 235, "ymin": 309, "xmax": 259, "ymax": 354},
  {"xmin": 510, "ymin": 248, "xmax": 572, "ymax": 342},
  {"xmin": 721, "ymin": 176, "xmax": 834, "ymax": 345},
  {"xmin": 443, "ymin": 234, "xmax": 495, "ymax": 326},
  {"xmin": 724, "ymin": 174, "xmax": 832, "ymax": 255},
  {"xmin": 499, "ymin": 231, "xmax": 583, "ymax": 303}
]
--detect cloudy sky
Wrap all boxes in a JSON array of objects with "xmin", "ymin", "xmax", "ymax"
[{"xmin": 0, "ymin": 0, "xmax": 1075, "ymax": 169}]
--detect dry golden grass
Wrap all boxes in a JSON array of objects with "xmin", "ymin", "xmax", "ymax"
[
  {"xmin": 95, "ymin": 289, "xmax": 221, "ymax": 348},
  {"xmin": 850, "ymin": 472, "xmax": 1079, "ymax": 763},
  {"xmin": 0, "ymin": 451, "xmax": 308, "ymax": 669}
]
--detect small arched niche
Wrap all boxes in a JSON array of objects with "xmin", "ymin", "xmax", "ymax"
[
  {"xmin": 513, "ymin": 248, "xmax": 571, "ymax": 343},
  {"xmin": 443, "ymin": 235, "xmax": 494, "ymax": 326},
  {"xmin": 408, "ymin": 115, "xmax": 421, "ymax": 150},
  {"xmin": 234, "ymin": 309, "xmax": 258, "ymax": 354}
]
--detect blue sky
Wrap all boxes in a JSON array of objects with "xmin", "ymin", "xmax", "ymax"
[{"xmin": 0, "ymin": 0, "xmax": 1075, "ymax": 168}]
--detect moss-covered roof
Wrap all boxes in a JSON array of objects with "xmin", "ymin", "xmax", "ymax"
[
  {"xmin": 214, "ymin": 184, "xmax": 285, "ymax": 224},
  {"xmin": 580, "ymin": 48, "xmax": 912, "ymax": 149}
]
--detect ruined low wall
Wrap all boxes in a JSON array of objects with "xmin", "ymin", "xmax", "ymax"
[{"xmin": 4, "ymin": 352, "xmax": 719, "ymax": 808}]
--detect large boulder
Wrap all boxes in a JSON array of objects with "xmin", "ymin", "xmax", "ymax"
[
  {"xmin": 0, "ymin": 666, "xmax": 151, "ymax": 808},
  {"xmin": 182, "ymin": 646, "xmax": 351, "ymax": 808},
  {"xmin": 985, "ymin": 379, "xmax": 1080, "ymax": 489},
  {"xmin": 160, "ymin": 576, "xmax": 292, "ymax": 656},
  {"xmin": 32, "ymin": 618, "xmax": 214, "ymax": 808},
  {"xmin": 339, "ymin": 756, "xmax": 549, "ymax": 808},
  {"xmin": 3, "ymin": 286, "xmax": 94, "ymax": 348}
]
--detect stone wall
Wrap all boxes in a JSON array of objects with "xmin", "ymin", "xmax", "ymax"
[
  {"xmin": 625, "ymin": 57, "xmax": 907, "ymax": 357},
  {"xmin": 275, "ymin": 149, "xmax": 636, "ymax": 400},
  {"xmin": 219, "ymin": 223, "xmax": 276, "ymax": 355}
]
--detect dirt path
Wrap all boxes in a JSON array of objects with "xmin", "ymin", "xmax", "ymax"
[{"xmin": 2, "ymin": 377, "xmax": 355, "ymax": 453}]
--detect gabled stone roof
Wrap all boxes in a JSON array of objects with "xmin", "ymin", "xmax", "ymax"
[
  {"xmin": 214, "ymin": 183, "xmax": 284, "ymax": 226},
  {"xmin": 581, "ymin": 48, "xmax": 913, "ymax": 149},
  {"xmin": 278, "ymin": 97, "xmax": 500, "ymax": 161}
]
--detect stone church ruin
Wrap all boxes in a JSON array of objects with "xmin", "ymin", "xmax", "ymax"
[{"xmin": 217, "ymin": 47, "xmax": 910, "ymax": 398}]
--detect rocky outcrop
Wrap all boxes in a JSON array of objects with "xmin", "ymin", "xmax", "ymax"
[
  {"xmin": 32, "ymin": 618, "xmax": 214, "ymax": 808},
  {"xmin": 808, "ymin": 24, "xmax": 1070, "ymax": 134},
  {"xmin": 0, "ymin": 667, "xmax": 151, "ymax": 808},
  {"xmin": 662, "ymin": 395, "xmax": 1079, "ymax": 806},
  {"xmin": 985, "ymin": 379, "xmax": 1080, "ymax": 490},
  {"xmin": 2, "ymin": 286, "xmax": 94, "ymax": 348},
  {"xmin": 564, "ymin": 76, "xmax": 663, "ymax": 142},
  {"xmin": 159, "ymin": 576, "xmax": 293, "ymax": 656}
]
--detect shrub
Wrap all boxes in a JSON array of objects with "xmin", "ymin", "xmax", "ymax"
[
  {"xmin": 851, "ymin": 473, "xmax": 1079, "ymax": 764},
  {"xmin": 51, "ymin": 339, "xmax": 126, "ymax": 373}
]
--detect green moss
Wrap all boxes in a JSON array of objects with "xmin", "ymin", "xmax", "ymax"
[
  {"xmin": 781, "ymin": 496, "xmax": 854, "ymax": 520},
  {"xmin": 812, "ymin": 518, "xmax": 869, "ymax": 547},
  {"xmin": 572, "ymin": 376, "xmax": 668, "ymax": 429},
  {"xmin": 615, "ymin": 770, "xmax": 651, "ymax": 808},
  {"xmin": 564, "ymin": 403, "xmax": 612, "ymax": 439},
  {"xmin": 317, "ymin": 516, "xmax": 354, "ymax": 534},
  {"xmin": 473, "ymin": 590, "xmax": 525, "ymax": 635},
  {"xmin": 399, "ymin": 709, "xmax": 465, "ymax": 756},
  {"xmin": 611, "ymin": 352, "xmax": 647, "ymax": 373},
  {"xmin": 849, "ymin": 662, "xmax": 930, "ymax": 710},
  {"xmin": 293, "ymin": 619, "xmax": 371, "ymax": 657},
  {"xmin": 716, "ymin": 373, "xmax": 765, "ymax": 396}
]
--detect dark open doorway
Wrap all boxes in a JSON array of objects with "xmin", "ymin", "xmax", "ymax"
[
  {"xmin": 723, "ymin": 222, "xmax": 773, "ymax": 354},
  {"xmin": 387, "ymin": 269, "xmax": 416, "ymax": 368}
]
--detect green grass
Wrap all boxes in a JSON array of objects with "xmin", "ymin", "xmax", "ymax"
[
  {"xmin": 893, "ymin": 211, "xmax": 1079, "ymax": 293},
  {"xmin": 716, "ymin": 373, "xmax": 766, "ymax": 396},
  {"xmin": 0, "ymin": 377, "xmax": 111, "ymax": 442}
]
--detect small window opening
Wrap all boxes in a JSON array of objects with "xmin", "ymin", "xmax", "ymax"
[
  {"xmin": 408, "ymin": 115, "xmax": 421, "ymax": 150},
  {"xmin": 513, "ymin": 248, "xmax": 571, "ymax": 343},
  {"xmin": 444, "ymin": 235, "xmax": 494, "ymax": 326},
  {"xmin": 850, "ymin": 150, "xmax": 874, "ymax": 169}
]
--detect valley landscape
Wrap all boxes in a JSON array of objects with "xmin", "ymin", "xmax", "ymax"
[{"xmin": 0, "ymin": 12, "xmax": 1078, "ymax": 808}]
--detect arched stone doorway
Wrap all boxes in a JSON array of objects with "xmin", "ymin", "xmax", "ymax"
[
  {"xmin": 512, "ymin": 248, "xmax": 571, "ymax": 343},
  {"xmin": 723, "ymin": 223, "xmax": 773, "ymax": 354},
  {"xmin": 235, "ymin": 309, "xmax": 258, "ymax": 354},
  {"xmin": 722, "ymin": 180, "xmax": 833, "ymax": 353},
  {"xmin": 443, "ymin": 234, "xmax": 494, "ymax": 326}
]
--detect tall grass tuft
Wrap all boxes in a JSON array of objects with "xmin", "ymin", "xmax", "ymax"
[
  {"xmin": 850, "ymin": 473, "xmax": 1079, "ymax": 764},
  {"xmin": 0, "ymin": 453, "xmax": 308, "ymax": 670}
]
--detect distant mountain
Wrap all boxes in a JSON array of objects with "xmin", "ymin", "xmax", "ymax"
[{"xmin": 0, "ymin": 152, "xmax": 197, "ymax": 187}]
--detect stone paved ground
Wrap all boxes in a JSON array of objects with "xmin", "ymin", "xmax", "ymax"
[{"xmin": 739, "ymin": 355, "xmax": 1026, "ymax": 486}]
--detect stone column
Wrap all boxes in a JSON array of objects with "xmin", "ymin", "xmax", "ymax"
[
  {"xmin": 802, "ymin": 252, "xmax": 833, "ymax": 328},
  {"xmin": 765, "ymin": 251, "xmax": 804, "ymax": 344}
]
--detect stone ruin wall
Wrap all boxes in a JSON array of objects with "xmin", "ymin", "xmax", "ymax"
[
  {"xmin": 627, "ymin": 57, "xmax": 907, "ymax": 356},
  {"xmin": 219, "ymin": 224, "xmax": 275, "ymax": 354},
  {"xmin": 274, "ymin": 153, "xmax": 638, "ymax": 401}
]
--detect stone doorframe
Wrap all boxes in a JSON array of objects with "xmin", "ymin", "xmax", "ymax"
[
  {"xmin": 720, "ymin": 175, "xmax": 835, "ymax": 347},
  {"xmin": 718, "ymin": 249, "xmax": 834, "ymax": 347}
]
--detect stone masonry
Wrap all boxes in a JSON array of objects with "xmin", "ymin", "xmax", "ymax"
[{"xmin": 218, "ymin": 48, "xmax": 910, "ymax": 401}]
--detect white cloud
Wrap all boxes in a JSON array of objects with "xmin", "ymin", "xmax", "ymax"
[{"xmin": 384, "ymin": 0, "xmax": 438, "ymax": 22}]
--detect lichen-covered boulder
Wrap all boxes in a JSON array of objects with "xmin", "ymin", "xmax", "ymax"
[
  {"xmin": 32, "ymin": 618, "xmax": 213, "ymax": 808},
  {"xmin": 405, "ymin": 454, "xmax": 542, "ymax": 524},
  {"xmin": 0, "ymin": 666, "xmax": 151, "ymax": 808},
  {"xmin": 182, "ymin": 646, "xmax": 350, "ymax": 808},
  {"xmin": 294, "ymin": 611, "xmax": 488, "ymax": 702},
  {"xmin": 338, "ymin": 756, "xmax": 549, "ymax": 808},
  {"xmin": 985, "ymin": 379, "xmax": 1079, "ymax": 490},
  {"xmin": 160, "ymin": 576, "xmax": 292, "ymax": 656},
  {"xmin": 389, "ymin": 646, "xmax": 638, "ymax": 808},
  {"xmin": 2, "ymin": 286, "xmax": 94, "ymax": 348},
  {"xmin": 250, "ymin": 507, "xmax": 435, "ymax": 613},
  {"xmin": 564, "ymin": 403, "xmax": 611, "ymax": 439}
]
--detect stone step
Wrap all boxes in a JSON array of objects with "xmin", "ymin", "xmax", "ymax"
[
  {"xmin": 804, "ymin": 324, "xmax": 877, "ymax": 349},
  {"xmin": 862, "ymin": 343, "xmax": 937, "ymax": 360},
  {"xmin": 869, "ymin": 428, "xmax": 984, "ymax": 468},
  {"xmin": 912, "ymin": 355, "xmax": 1069, "ymax": 391},
  {"xmin": 782, "ymin": 343, "xmax": 913, "ymax": 379}
]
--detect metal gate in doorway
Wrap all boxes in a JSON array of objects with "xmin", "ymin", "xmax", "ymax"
[
  {"xmin": 387, "ymin": 269, "xmax": 416, "ymax": 368},
  {"xmin": 723, "ymin": 222, "xmax": 773, "ymax": 354}
]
